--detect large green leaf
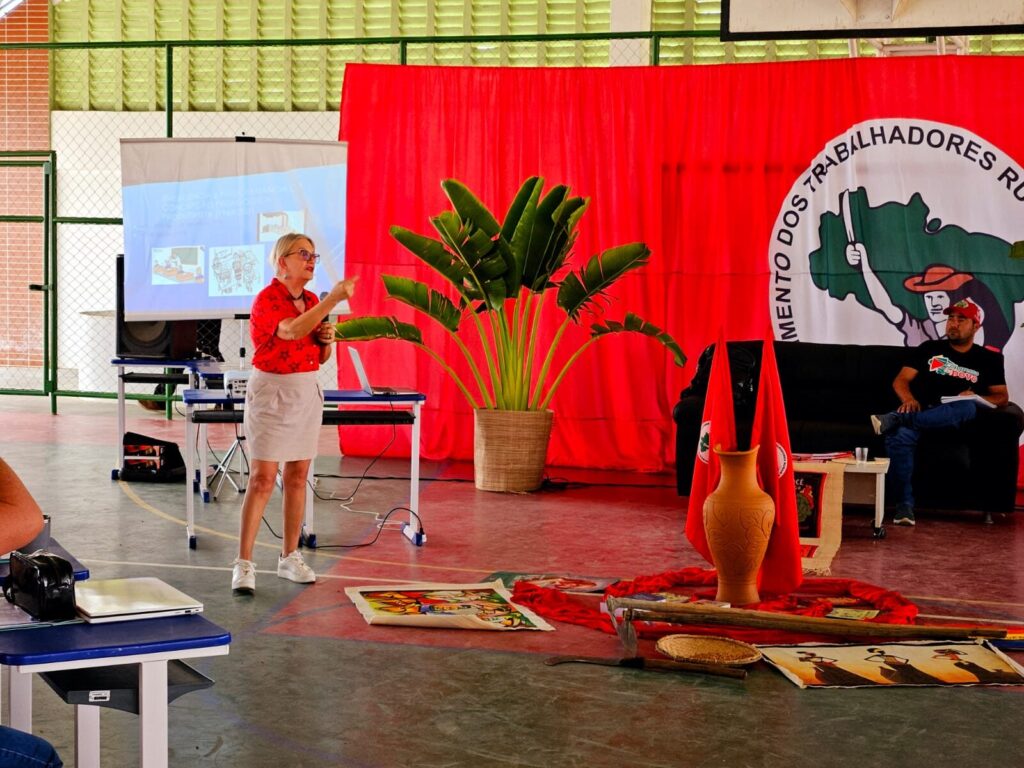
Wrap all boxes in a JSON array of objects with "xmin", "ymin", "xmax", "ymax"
[
  {"xmin": 333, "ymin": 316, "xmax": 423, "ymax": 344},
  {"xmin": 500, "ymin": 177, "xmax": 543, "ymax": 244},
  {"xmin": 429, "ymin": 209, "xmax": 509, "ymax": 308},
  {"xmin": 520, "ymin": 185, "xmax": 568, "ymax": 289},
  {"xmin": 382, "ymin": 275, "xmax": 462, "ymax": 333},
  {"xmin": 389, "ymin": 225, "xmax": 468, "ymax": 288},
  {"xmin": 508, "ymin": 180, "xmax": 544, "ymax": 291},
  {"xmin": 442, "ymin": 179, "xmax": 501, "ymax": 237},
  {"xmin": 431, "ymin": 210, "xmax": 469, "ymax": 255},
  {"xmin": 531, "ymin": 194, "xmax": 588, "ymax": 291},
  {"xmin": 590, "ymin": 313, "xmax": 686, "ymax": 367},
  {"xmin": 557, "ymin": 243, "xmax": 651, "ymax": 319}
]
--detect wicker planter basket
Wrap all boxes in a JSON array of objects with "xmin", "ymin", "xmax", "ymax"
[{"xmin": 473, "ymin": 409, "xmax": 554, "ymax": 492}]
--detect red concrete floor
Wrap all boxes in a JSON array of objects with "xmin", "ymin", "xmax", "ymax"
[
  {"xmin": 8, "ymin": 392, "xmax": 1024, "ymax": 654},
  {"xmin": 5, "ymin": 393, "xmax": 1024, "ymax": 767}
]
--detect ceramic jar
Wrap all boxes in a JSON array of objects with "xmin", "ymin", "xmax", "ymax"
[{"xmin": 703, "ymin": 446, "xmax": 775, "ymax": 605}]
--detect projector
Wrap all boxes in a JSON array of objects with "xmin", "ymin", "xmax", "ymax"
[{"xmin": 224, "ymin": 370, "xmax": 250, "ymax": 399}]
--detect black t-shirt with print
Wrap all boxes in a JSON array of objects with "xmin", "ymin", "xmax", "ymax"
[{"xmin": 905, "ymin": 339, "xmax": 1005, "ymax": 407}]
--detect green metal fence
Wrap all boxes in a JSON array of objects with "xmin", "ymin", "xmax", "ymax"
[
  {"xmin": 1, "ymin": 27, "xmax": 1022, "ymax": 410},
  {"xmin": 4, "ymin": 30, "xmax": 714, "ymax": 410}
]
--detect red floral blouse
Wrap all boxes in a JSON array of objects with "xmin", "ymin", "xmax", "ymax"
[{"xmin": 250, "ymin": 278, "xmax": 322, "ymax": 373}]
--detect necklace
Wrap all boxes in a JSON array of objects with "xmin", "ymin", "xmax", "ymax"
[{"xmin": 287, "ymin": 289, "xmax": 304, "ymax": 301}]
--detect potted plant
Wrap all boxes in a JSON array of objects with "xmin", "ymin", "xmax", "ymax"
[{"xmin": 334, "ymin": 176, "xmax": 685, "ymax": 492}]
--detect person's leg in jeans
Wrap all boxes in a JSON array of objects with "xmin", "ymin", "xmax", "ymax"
[
  {"xmin": 0, "ymin": 725, "xmax": 63, "ymax": 767},
  {"xmin": 882, "ymin": 400, "xmax": 977, "ymax": 525}
]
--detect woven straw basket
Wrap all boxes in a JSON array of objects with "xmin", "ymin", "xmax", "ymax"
[
  {"xmin": 473, "ymin": 409, "xmax": 554, "ymax": 492},
  {"xmin": 655, "ymin": 634, "xmax": 762, "ymax": 666}
]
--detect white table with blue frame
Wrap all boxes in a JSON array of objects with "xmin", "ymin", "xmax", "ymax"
[
  {"xmin": 0, "ymin": 614, "xmax": 230, "ymax": 768},
  {"xmin": 181, "ymin": 387, "xmax": 426, "ymax": 551}
]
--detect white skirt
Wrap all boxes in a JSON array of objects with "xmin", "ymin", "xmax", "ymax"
[{"xmin": 243, "ymin": 369, "xmax": 323, "ymax": 462}]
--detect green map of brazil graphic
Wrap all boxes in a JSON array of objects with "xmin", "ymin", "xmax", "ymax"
[{"xmin": 808, "ymin": 187, "xmax": 1023, "ymax": 350}]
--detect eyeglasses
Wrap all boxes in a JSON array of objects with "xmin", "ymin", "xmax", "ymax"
[{"xmin": 287, "ymin": 249, "xmax": 320, "ymax": 264}]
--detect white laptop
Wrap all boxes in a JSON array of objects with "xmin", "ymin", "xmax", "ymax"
[
  {"xmin": 347, "ymin": 347, "xmax": 417, "ymax": 395},
  {"xmin": 75, "ymin": 577, "xmax": 203, "ymax": 623}
]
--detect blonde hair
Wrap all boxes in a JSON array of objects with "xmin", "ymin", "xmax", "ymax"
[{"xmin": 269, "ymin": 233, "xmax": 315, "ymax": 275}]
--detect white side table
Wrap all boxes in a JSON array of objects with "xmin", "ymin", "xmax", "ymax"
[{"xmin": 832, "ymin": 457, "xmax": 890, "ymax": 539}]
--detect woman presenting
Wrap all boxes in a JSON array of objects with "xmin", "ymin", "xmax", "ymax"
[{"xmin": 232, "ymin": 233, "xmax": 357, "ymax": 595}]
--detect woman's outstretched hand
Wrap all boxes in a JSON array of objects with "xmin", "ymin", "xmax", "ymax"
[{"xmin": 327, "ymin": 276, "xmax": 358, "ymax": 304}]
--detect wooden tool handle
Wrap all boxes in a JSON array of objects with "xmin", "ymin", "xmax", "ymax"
[{"xmin": 605, "ymin": 598, "xmax": 1007, "ymax": 640}]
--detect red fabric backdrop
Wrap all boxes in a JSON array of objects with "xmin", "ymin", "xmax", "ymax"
[{"xmin": 337, "ymin": 59, "xmax": 1024, "ymax": 474}]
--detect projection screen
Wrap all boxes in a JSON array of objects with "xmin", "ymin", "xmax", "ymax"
[{"xmin": 120, "ymin": 137, "xmax": 347, "ymax": 321}]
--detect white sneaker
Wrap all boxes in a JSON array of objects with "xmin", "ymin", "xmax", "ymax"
[
  {"xmin": 232, "ymin": 558, "xmax": 256, "ymax": 595},
  {"xmin": 277, "ymin": 550, "xmax": 316, "ymax": 584}
]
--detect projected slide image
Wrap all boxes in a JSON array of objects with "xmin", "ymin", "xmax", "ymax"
[
  {"xmin": 152, "ymin": 246, "xmax": 206, "ymax": 285},
  {"xmin": 121, "ymin": 138, "xmax": 346, "ymax": 320},
  {"xmin": 209, "ymin": 245, "xmax": 265, "ymax": 297},
  {"xmin": 258, "ymin": 210, "xmax": 306, "ymax": 242}
]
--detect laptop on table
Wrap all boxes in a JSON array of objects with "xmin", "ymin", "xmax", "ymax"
[
  {"xmin": 347, "ymin": 348, "xmax": 418, "ymax": 396},
  {"xmin": 75, "ymin": 577, "xmax": 203, "ymax": 623}
]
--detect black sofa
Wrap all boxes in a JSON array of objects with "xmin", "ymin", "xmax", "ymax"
[{"xmin": 673, "ymin": 340, "xmax": 1024, "ymax": 516}]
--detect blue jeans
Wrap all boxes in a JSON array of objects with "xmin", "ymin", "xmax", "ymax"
[
  {"xmin": 883, "ymin": 400, "xmax": 977, "ymax": 510},
  {"xmin": 0, "ymin": 726, "xmax": 62, "ymax": 768}
]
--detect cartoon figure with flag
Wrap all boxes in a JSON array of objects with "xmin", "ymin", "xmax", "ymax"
[{"xmin": 819, "ymin": 188, "xmax": 1016, "ymax": 351}]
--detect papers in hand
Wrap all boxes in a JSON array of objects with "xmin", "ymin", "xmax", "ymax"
[{"xmin": 940, "ymin": 394, "xmax": 996, "ymax": 409}]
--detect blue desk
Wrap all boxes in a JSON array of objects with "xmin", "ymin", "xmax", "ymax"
[
  {"xmin": 0, "ymin": 614, "xmax": 230, "ymax": 768},
  {"xmin": 111, "ymin": 357, "xmax": 228, "ymax": 480},
  {"xmin": 0, "ymin": 539, "xmax": 89, "ymax": 582},
  {"xmin": 182, "ymin": 388, "xmax": 426, "ymax": 550}
]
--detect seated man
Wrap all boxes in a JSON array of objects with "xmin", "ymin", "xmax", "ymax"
[
  {"xmin": 870, "ymin": 298, "xmax": 1008, "ymax": 526},
  {"xmin": 0, "ymin": 457, "xmax": 46, "ymax": 553}
]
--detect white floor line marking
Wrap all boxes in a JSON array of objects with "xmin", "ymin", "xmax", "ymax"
[
  {"xmin": 117, "ymin": 480, "xmax": 486, "ymax": 573},
  {"xmin": 79, "ymin": 558, "xmax": 433, "ymax": 585}
]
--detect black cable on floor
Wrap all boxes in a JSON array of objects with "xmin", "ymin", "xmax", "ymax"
[
  {"xmin": 313, "ymin": 507, "xmax": 425, "ymax": 549},
  {"xmin": 260, "ymin": 506, "xmax": 425, "ymax": 550},
  {"xmin": 310, "ymin": 407, "xmax": 398, "ymax": 503}
]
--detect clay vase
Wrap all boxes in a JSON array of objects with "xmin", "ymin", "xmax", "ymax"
[{"xmin": 703, "ymin": 445, "xmax": 775, "ymax": 606}]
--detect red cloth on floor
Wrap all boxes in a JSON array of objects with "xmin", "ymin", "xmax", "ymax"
[{"xmin": 511, "ymin": 568, "xmax": 919, "ymax": 645}]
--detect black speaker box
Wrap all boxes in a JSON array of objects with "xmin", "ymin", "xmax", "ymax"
[{"xmin": 115, "ymin": 254, "xmax": 198, "ymax": 359}]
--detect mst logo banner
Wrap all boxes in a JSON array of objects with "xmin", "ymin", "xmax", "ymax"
[{"xmin": 769, "ymin": 117, "xmax": 1024, "ymax": 402}]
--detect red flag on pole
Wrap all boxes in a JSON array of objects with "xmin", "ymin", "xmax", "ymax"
[
  {"xmin": 750, "ymin": 331, "xmax": 804, "ymax": 595},
  {"xmin": 685, "ymin": 331, "xmax": 737, "ymax": 564}
]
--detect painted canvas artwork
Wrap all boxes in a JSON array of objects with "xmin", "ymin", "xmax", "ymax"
[
  {"xmin": 346, "ymin": 580, "xmax": 554, "ymax": 631},
  {"xmin": 761, "ymin": 640, "xmax": 1024, "ymax": 688}
]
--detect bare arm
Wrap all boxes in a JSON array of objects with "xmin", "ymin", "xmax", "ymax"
[
  {"xmin": 276, "ymin": 277, "xmax": 358, "ymax": 341},
  {"xmin": 0, "ymin": 458, "xmax": 45, "ymax": 553},
  {"xmin": 977, "ymin": 384, "xmax": 1009, "ymax": 408},
  {"xmin": 846, "ymin": 243, "xmax": 903, "ymax": 326},
  {"xmin": 316, "ymin": 321, "xmax": 334, "ymax": 365},
  {"xmin": 892, "ymin": 366, "xmax": 921, "ymax": 413}
]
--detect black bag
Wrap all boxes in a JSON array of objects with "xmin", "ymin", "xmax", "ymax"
[
  {"xmin": 3, "ymin": 550, "xmax": 77, "ymax": 621},
  {"xmin": 120, "ymin": 431, "xmax": 186, "ymax": 483}
]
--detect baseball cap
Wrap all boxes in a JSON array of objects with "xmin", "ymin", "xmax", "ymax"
[{"xmin": 943, "ymin": 298, "xmax": 983, "ymax": 325}]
